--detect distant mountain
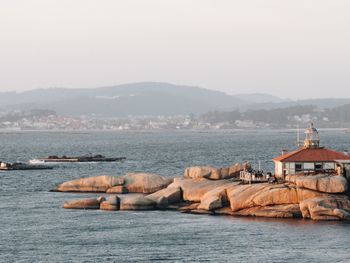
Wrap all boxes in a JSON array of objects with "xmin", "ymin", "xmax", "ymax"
[
  {"xmin": 0, "ymin": 82, "xmax": 245, "ymax": 116},
  {"xmin": 239, "ymin": 98, "xmax": 350, "ymax": 111},
  {"xmin": 1, "ymin": 82, "xmax": 349, "ymax": 117},
  {"xmin": 232, "ymin": 93, "xmax": 289, "ymax": 104}
]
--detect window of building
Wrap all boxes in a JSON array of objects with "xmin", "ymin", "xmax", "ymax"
[
  {"xmin": 324, "ymin": 163, "xmax": 335, "ymax": 169},
  {"xmin": 295, "ymin": 163, "xmax": 303, "ymax": 172},
  {"xmin": 304, "ymin": 163, "xmax": 315, "ymax": 170},
  {"xmin": 315, "ymin": 163, "xmax": 323, "ymax": 170}
]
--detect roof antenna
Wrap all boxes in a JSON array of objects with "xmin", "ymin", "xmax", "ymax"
[{"xmin": 296, "ymin": 124, "xmax": 300, "ymax": 148}]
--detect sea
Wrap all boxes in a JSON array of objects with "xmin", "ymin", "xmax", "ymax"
[{"xmin": 1, "ymin": 129, "xmax": 350, "ymax": 263}]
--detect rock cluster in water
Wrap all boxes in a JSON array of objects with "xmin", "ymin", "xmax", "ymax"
[{"xmin": 55, "ymin": 164, "xmax": 350, "ymax": 221}]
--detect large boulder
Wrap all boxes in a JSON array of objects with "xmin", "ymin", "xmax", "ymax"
[
  {"xmin": 106, "ymin": 185, "xmax": 128, "ymax": 194},
  {"xmin": 296, "ymin": 187, "xmax": 329, "ymax": 202},
  {"xmin": 63, "ymin": 196, "xmax": 105, "ymax": 209},
  {"xmin": 184, "ymin": 166, "xmax": 220, "ymax": 180},
  {"xmin": 197, "ymin": 183, "xmax": 238, "ymax": 211},
  {"xmin": 234, "ymin": 204, "xmax": 301, "ymax": 218},
  {"xmin": 122, "ymin": 173, "xmax": 173, "ymax": 194},
  {"xmin": 56, "ymin": 175, "xmax": 122, "ymax": 192},
  {"xmin": 198, "ymin": 194, "xmax": 223, "ymax": 211},
  {"xmin": 119, "ymin": 194, "xmax": 156, "ymax": 210},
  {"xmin": 227, "ymin": 183, "xmax": 298, "ymax": 212},
  {"xmin": 228, "ymin": 162, "xmax": 251, "ymax": 178},
  {"xmin": 170, "ymin": 177, "xmax": 237, "ymax": 202},
  {"xmin": 294, "ymin": 175, "xmax": 348, "ymax": 194},
  {"xmin": 300, "ymin": 196, "xmax": 350, "ymax": 220},
  {"xmin": 184, "ymin": 162, "xmax": 250, "ymax": 180},
  {"xmin": 147, "ymin": 187, "xmax": 182, "ymax": 205}
]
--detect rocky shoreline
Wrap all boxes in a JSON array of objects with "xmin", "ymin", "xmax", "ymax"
[{"xmin": 55, "ymin": 163, "xmax": 350, "ymax": 221}]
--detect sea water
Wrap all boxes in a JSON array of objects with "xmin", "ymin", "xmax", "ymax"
[{"xmin": 1, "ymin": 130, "xmax": 350, "ymax": 262}]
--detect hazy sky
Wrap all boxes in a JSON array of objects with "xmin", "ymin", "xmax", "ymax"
[{"xmin": 1, "ymin": 0, "xmax": 349, "ymax": 99}]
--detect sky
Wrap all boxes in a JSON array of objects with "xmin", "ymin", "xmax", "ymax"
[{"xmin": 0, "ymin": 0, "xmax": 349, "ymax": 99}]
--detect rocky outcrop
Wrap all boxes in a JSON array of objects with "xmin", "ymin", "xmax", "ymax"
[
  {"xmin": 299, "ymin": 196, "xmax": 350, "ymax": 220},
  {"xmin": 296, "ymin": 187, "xmax": 329, "ymax": 202},
  {"xmin": 57, "ymin": 175, "xmax": 122, "ymax": 192},
  {"xmin": 59, "ymin": 170, "xmax": 350, "ymax": 221},
  {"xmin": 56, "ymin": 173, "xmax": 171, "ymax": 194},
  {"xmin": 119, "ymin": 194, "xmax": 156, "ymax": 210},
  {"xmin": 184, "ymin": 162, "xmax": 250, "ymax": 180},
  {"xmin": 233, "ymin": 204, "xmax": 301, "ymax": 218},
  {"xmin": 228, "ymin": 162, "xmax": 251, "ymax": 178},
  {"xmin": 147, "ymin": 186, "xmax": 182, "ymax": 205},
  {"xmin": 184, "ymin": 166, "xmax": 219, "ymax": 180},
  {"xmin": 122, "ymin": 173, "xmax": 173, "ymax": 194},
  {"xmin": 106, "ymin": 185, "xmax": 128, "ymax": 194},
  {"xmin": 197, "ymin": 183, "xmax": 238, "ymax": 211},
  {"xmin": 292, "ymin": 175, "xmax": 348, "ymax": 194},
  {"xmin": 170, "ymin": 177, "xmax": 238, "ymax": 202},
  {"xmin": 227, "ymin": 184, "xmax": 298, "ymax": 212},
  {"xmin": 63, "ymin": 196, "xmax": 105, "ymax": 209}
]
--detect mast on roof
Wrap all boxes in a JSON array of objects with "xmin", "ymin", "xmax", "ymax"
[{"xmin": 296, "ymin": 124, "xmax": 303, "ymax": 148}]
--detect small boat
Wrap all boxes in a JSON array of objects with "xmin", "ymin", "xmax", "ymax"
[
  {"xmin": 0, "ymin": 161, "xmax": 53, "ymax": 170},
  {"xmin": 29, "ymin": 154, "xmax": 126, "ymax": 164}
]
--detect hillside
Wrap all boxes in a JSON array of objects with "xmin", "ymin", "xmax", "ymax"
[
  {"xmin": 0, "ymin": 82, "xmax": 244, "ymax": 116},
  {"xmin": 1, "ymin": 82, "xmax": 350, "ymax": 117}
]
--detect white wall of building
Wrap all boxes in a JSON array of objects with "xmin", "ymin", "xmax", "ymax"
[{"xmin": 275, "ymin": 161, "xmax": 336, "ymax": 177}]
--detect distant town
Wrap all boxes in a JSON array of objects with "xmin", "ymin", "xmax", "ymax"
[{"xmin": 1, "ymin": 105, "xmax": 350, "ymax": 131}]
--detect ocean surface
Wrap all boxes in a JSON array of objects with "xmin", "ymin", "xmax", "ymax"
[{"xmin": 1, "ymin": 129, "xmax": 350, "ymax": 262}]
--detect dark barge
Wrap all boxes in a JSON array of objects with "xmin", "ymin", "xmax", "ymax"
[{"xmin": 29, "ymin": 154, "xmax": 126, "ymax": 164}]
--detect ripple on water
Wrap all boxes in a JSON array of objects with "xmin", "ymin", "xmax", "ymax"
[{"xmin": 1, "ymin": 130, "xmax": 350, "ymax": 262}]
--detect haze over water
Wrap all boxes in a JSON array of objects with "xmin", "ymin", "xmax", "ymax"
[{"xmin": 1, "ymin": 130, "xmax": 350, "ymax": 262}]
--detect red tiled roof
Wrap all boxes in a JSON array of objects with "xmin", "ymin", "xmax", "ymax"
[{"xmin": 273, "ymin": 147, "xmax": 350, "ymax": 162}]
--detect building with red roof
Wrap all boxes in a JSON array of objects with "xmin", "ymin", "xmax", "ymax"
[{"xmin": 273, "ymin": 123, "xmax": 350, "ymax": 178}]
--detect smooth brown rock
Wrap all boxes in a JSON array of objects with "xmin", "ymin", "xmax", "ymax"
[
  {"xmin": 295, "ymin": 174, "xmax": 348, "ymax": 194},
  {"xmin": 122, "ymin": 173, "xmax": 173, "ymax": 194},
  {"xmin": 106, "ymin": 185, "xmax": 128, "ymax": 194},
  {"xmin": 209, "ymin": 168, "xmax": 222, "ymax": 180},
  {"xmin": 119, "ymin": 194, "xmax": 156, "ymax": 210},
  {"xmin": 198, "ymin": 194, "xmax": 222, "ymax": 211},
  {"xmin": 170, "ymin": 177, "xmax": 236, "ymax": 202},
  {"xmin": 296, "ymin": 187, "xmax": 330, "ymax": 202},
  {"xmin": 100, "ymin": 195, "xmax": 120, "ymax": 211},
  {"xmin": 228, "ymin": 162, "xmax": 250, "ymax": 178},
  {"xmin": 234, "ymin": 204, "xmax": 301, "ymax": 218},
  {"xmin": 56, "ymin": 175, "xmax": 121, "ymax": 192},
  {"xmin": 63, "ymin": 198, "xmax": 101, "ymax": 209},
  {"xmin": 184, "ymin": 166, "xmax": 216, "ymax": 179},
  {"xmin": 300, "ymin": 196, "xmax": 350, "ymax": 220},
  {"xmin": 220, "ymin": 167, "xmax": 230, "ymax": 179},
  {"xmin": 147, "ymin": 187, "xmax": 182, "ymax": 204},
  {"xmin": 100, "ymin": 201, "xmax": 116, "ymax": 211},
  {"xmin": 197, "ymin": 183, "xmax": 239, "ymax": 211},
  {"xmin": 184, "ymin": 163, "xmax": 249, "ymax": 180},
  {"xmin": 227, "ymin": 183, "xmax": 298, "ymax": 212}
]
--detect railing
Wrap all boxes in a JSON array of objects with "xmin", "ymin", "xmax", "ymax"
[{"xmin": 239, "ymin": 171, "xmax": 269, "ymax": 184}]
